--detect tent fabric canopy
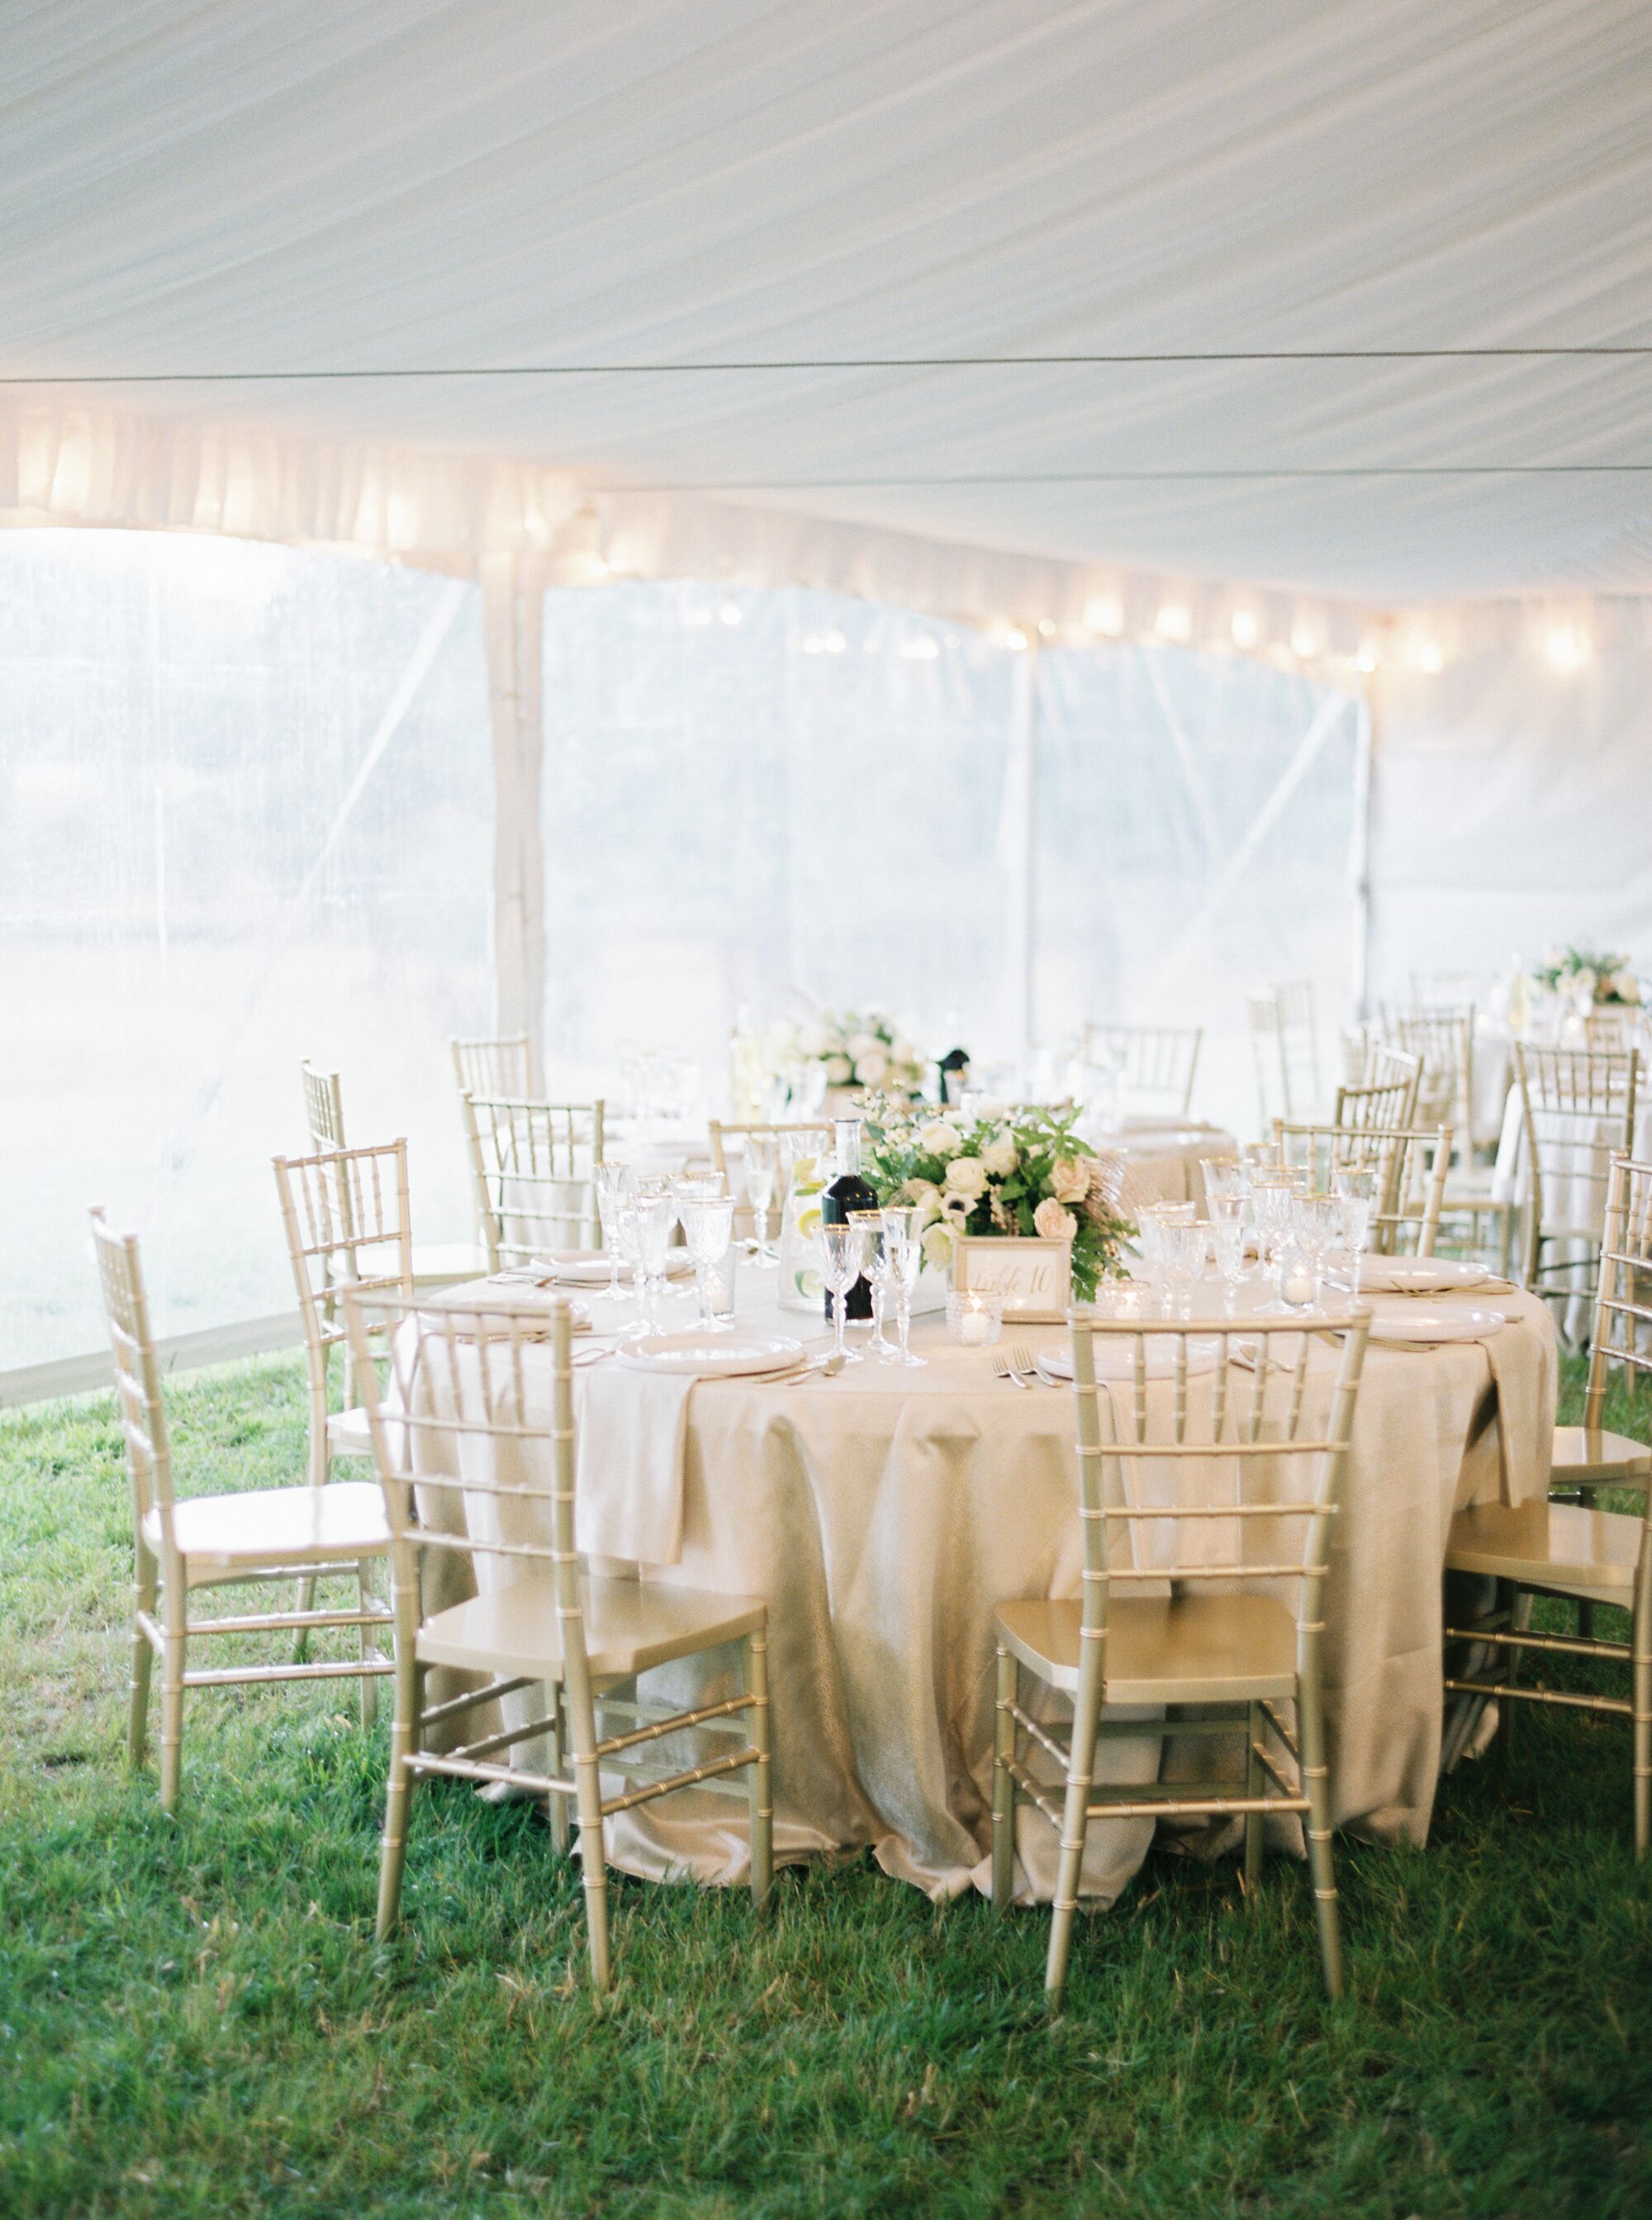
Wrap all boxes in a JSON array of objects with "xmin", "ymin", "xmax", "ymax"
[{"xmin": 3, "ymin": 0, "xmax": 1652, "ymax": 616}]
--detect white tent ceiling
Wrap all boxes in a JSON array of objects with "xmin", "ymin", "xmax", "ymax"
[{"xmin": 3, "ymin": 0, "xmax": 1652, "ymax": 603}]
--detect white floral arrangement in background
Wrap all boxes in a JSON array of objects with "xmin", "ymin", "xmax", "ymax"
[
  {"xmin": 860, "ymin": 1098, "xmax": 1135, "ymax": 1299},
  {"xmin": 791, "ymin": 1007, "xmax": 925, "ymax": 1095},
  {"xmin": 1532, "ymin": 946, "xmax": 1641, "ymax": 1008}
]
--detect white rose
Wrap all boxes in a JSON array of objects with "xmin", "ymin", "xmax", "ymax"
[
  {"xmin": 1034, "ymin": 1196, "xmax": 1075, "ymax": 1242},
  {"xmin": 904, "ymin": 1176, "xmax": 941, "ymax": 1211},
  {"xmin": 890, "ymin": 1038, "xmax": 916, "ymax": 1067},
  {"xmin": 846, "ymin": 1031, "xmax": 878, "ymax": 1062},
  {"xmin": 1049, "ymin": 1157, "xmax": 1090, "ymax": 1205},
  {"xmin": 920, "ymin": 1224, "xmax": 954, "ymax": 1271},
  {"xmin": 1612, "ymin": 969, "xmax": 1640, "ymax": 1004},
  {"xmin": 857, "ymin": 1048, "xmax": 889, "ymax": 1086},
  {"xmin": 972, "ymin": 1099, "xmax": 1010, "ymax": 1124},
  {"xmin": 980, "ymin": 1139, "xmax": 1018, "ymax": 1179},
  {"xmin": 945, "ymin": 1156, "xmax": 988, "ymax": 1198},
  {"xmin": 795, "ymin": 1022, "xmax": 831, "ymax": 1058},
  {"xmin": 824, "ymin": 1054, "xmax": 853, "ymax": 1085},
  {"xmin": 919, "ymin": 1120, "xmax": 961, "ymax": 1156}
]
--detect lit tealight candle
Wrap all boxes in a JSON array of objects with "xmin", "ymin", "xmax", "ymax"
[{"xmin": 959, "ymin": 1305, "xmax": 992, "ymax": 1347}]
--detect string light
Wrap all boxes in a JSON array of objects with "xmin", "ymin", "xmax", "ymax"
[
  {"xmin": 1544, "ymin": 619, "xmax": 1590, "ymax": 673},
  {"xmin": 1230, "ymin": 608, "xmax": 1260, "ymax": 649},
  {"xmin": 900, "ymin": 635, "xmax": 940, "ymax": 659},
  {"xmin": 1085, "ymin": 592, "xmax": 1124, "ymax": 637},
  {"xmin": 1004, "ymin": 625, "xmax": 1028, "ymax": 651},
  {"xmin": 719, "ymin": 597, "xmax": 743, "ymax": 625},
  {"xmin": 1289, "ymin": 618, "xmax": 1322, "ymax": 659},
  {"xmin": 823, "ymin": 628, "xmax": 847, "ymax": 654},
  {"xmin": 1155, "ymin": 602, "xmax": 1191, "ymax": 642},
  {"xmin": 1037, "ymin": 616, "xmax": 1056, "ymax": 638}
]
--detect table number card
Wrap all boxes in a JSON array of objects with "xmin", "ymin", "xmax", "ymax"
[{"xmin": 951, "ymin": 1236, "xmax": 1071, "ymax": 1323}]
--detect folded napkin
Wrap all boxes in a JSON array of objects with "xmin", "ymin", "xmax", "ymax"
[
  {"xmin": 1480, "ymin": 1305, "xmax": 1556, "ymax": 1505},
  {"xmin": 572, "ymin": 1361, "xmax": 695, "ymax": 1564},
  {"xmin": 420, "ymin": 1278, "xmax": 591, "ymax": 1333}
]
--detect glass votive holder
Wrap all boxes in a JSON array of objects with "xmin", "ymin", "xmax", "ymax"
[
  {"xmin": 1093, "ymin": 1281, "xmax": 1150, "ymax": 1320},
  {"xmin": 947, "ymin": 1289, "xmax": 1005, "ymax": 1348},
  {"xmin": 705, "ymin": 1249, "xmax": 738, "ymax": 1325}
]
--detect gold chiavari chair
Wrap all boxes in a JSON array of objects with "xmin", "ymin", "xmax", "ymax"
[
  {"xmin": 1443, "ymin": 1151, "xmax": 1652, "ymax": 1853},
  {"xmin": 272, "ymin": 1139, "xmax": 415, "ymax": 1694},
  {"xmin": 1379, "ymin": 1006, "xmax": 1475, "ymax": 1140},
  {"xmin": 301, "ymin": 1059, "xmax": 347, "ymax": 1152},
  {"xmin": 1080, "ymin": 1024, "xmax": 1203, "ymax": 1119},
  {"xmin": 91, "ymin": 1210, "xmax": 392, "ymax": 1810},
  {"xmin": 346, "ymin": 1292, "xmax": 772, "ymax": 1986},
  {"xmin": 462, "ymin": 1094, "xmax": 605, "ymax": 1267},
  {"xmin": 1550, "ymin": 1152, "xmax": 1652, "ymax": 1499},
  {"xmin": 1332, "ymin": 1052, "xmax": 1422, "ymax": 1136},
  {"xmin": 993, "ymin": 1310, "xmax": 1372, "ymax": 2004},
  {"xmin": 1248, "ymin": 979, "xmax": 1321, "ymax": 1127},
  {"xmin": 1512, "ymin": 1043, "xmax": 1640, "ymax": 1314},
  {"xmin": 451, "ymin": 1033, "xmax": 535, "ymax": 1100},
  {"xmin": 1275, "ymin": 1121, "xmax": 1453, "ymax": 1257}
]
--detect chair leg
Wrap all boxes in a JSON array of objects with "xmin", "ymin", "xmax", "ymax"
[
  {"xmin": 1298, "ymin": 1671, "xmax": 1343, "ymax": 2000},
  {"xmin": 159, "ymin": 1588, "xmax": 186, "ymax": 1815},
  {"xmin": 376, "ymin": 1657, "xmax": 423, "ymax": 1939},
  {"xmin": 1496, "ymin": 1585, "xmax": 1529, "ymax": 1765},
  {"xmin": 357, "ymin": 1562, "xmax": 377, "ymax": 1731},
  {"xmin": 1243, "ymin": 1700, "xmax": 1264, "ymax": 1902},
  {"xmin": 128, "ymin": 1544, "xmax": 158, "ymax": 1772},
  {"xmin": 991, "ymin": 1644, "xmax": 1016, "ymax": 1912},
  {"xmin": 546, "ymin": 1681, "xmax": 571, "ymax": 1856},
  {"xmin": 573, "ymin": 1737, "xmax": 611, "ymax": 1991},
  {"xmin": 1045, "ymin": 1657, "xmax": 1103, "ymax": 2012},
  {"xmin": 745, "ymin": 1628, "xmax": 773, "ymax": 1911},
  {"xmin": 1633, "ymin": 1636, "xmax": 1650, "ymax": 1861}
]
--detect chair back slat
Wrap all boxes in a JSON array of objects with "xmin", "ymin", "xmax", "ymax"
[
  {"xmin": 1514, "ymin": 1043, "xmax": 1640, "ymax": 1305},
  {"xmin": 461, "ymin": 1095, "xmax": 605, "ymax": 1267},
  {"xmin": 1274, "ymin": 1120, "xmax": 1454, "ymax": 1257},
  {"xmin": 1248, "ymin": 980, "xmax": 1320, "ymax": 1125},
  {"xmin": 1066, "ymin": 1313, "xmax": 1371, "ymax": 1691},
  {"xmin": 1333, "ymin": 1053, "xmax": 1422, "ymax": 1134},
  {"xmin": 89, "ymin": 1210, "xmax": 176, "ymax": 1537},
  {"xmin": 1584, "ymin": 1155, "xmax": 1652, "ymax": 1493},
  {"xmin": 1378, "ymin": 1007, "xmax": 1474, "ymax": 1138},
  {"xmin": 301, "ymin": 1060, "xmax": 347, "ymax": 1153},
  {"xmin": 1079, "ymin": 1024, "xmax": 1202, "ymax": 1118},
  {"xmin": 451, "ymin": 1034, "xmax": 535, "ymax": 1100}
]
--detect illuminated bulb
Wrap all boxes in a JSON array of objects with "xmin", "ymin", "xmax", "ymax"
[
  {"xmin": 1037, "ymin": 616, "xmax": 1056, "ymax": 639},
  {"xmin": 900, "ymin": 635, "xmax": 940, "ymax": 660},
  {"xmin": 1290, "ymin": 620, "xmax": 1321, "ymax": 659},
  {"xmin": 801, "ymin": 634, "xmax": 825, "ymax": 655},
  {"xmin": 719, "ymin": 597, "xmax": 743, "ymax": 625},
  {"xmin": 1005, "ymin": 625, "xmax": 1028, "ymax": 652},
  {"xmin": 1085, "ymin": 594, "xmax": 1124, "ymax": 637},
  {"xmin": 1545, "ymin": 620, "xmax": 1590, "ymax": 673},
  {"xmin": 1155, "ymin": 602, "xmax": 1191, "ymax": 643},
  {"xmin": 824, "ymin": 629, "xmax": 847, "ymax": 654},
  {"xmin": 1411, "ymin": 635, "xmax": 1442, "ymax": 675},
  {"xmin": 1355, "ymin": 648, "xmax": 1379, "ymax": 674},
  {"xmin": 1230, "ymin": 609, "xmax": 1260, "ymax": 650}
]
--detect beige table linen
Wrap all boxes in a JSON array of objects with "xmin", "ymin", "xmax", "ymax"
[{"xmin": 410, "ymin": 1267, "xmax": 1554, "ymax": 1904}]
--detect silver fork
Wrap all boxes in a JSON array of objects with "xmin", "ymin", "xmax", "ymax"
[{"xmin": 994, "ymin": 1343, "xmax": 1040, "ymax": 1389}]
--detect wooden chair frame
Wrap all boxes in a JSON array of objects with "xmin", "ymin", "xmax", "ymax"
[
  {"xmin": 1248, "ymin": 979, "xmax": 1321, "ymax": 1127},
  {"xmin": 301, "ymin": 1059, "xmax": 347, "ymax": 1153},
  {"xmin": 347, "ymin": 1292, "xmax": 772, "ymax": 1987},
  {"xmin": 1080, "ymin": 1024, "xmax": 1203, "ymax": 1118},
  {"xmin": 1273, "ymin": 1120, "xmax": 1454, "ymax": 1257},
  {"xmin": 1512, "ymin": 1043, "xmax": 1640, "ymax": 1312},
  {"xmin": 1378, "ymin": 1006, "xmax": 1475, "ymax": 1143},
  {"xmin": 1333, "ymin": 1053, "xmax": 1422, "ymax": 1135},
  {"xmin": 461, "ymin": 1094, "xmax": 605, "ymax": 1268},
  {"xmin": 994, "ymin": 1310, "xmax": 1370, "ymax": 2005},
  {"xmin": 451, "ymin": 1033, "xmax": 535, "ymax": 1100},
  {"xmin": 92, "ymin": 1210, "xmax": 391, "ymax": 1810},
  {"xmin": 1444, "ymin": 1152, "xmax": 1652, "ymax": 1852}
]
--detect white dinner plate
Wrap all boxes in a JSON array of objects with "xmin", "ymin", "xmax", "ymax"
[
  {"xmin": 618, "ymin": 1330, "xmax": 805, "ymax": 1378},
  {"xmin": 1366, "ymin": 1307, "xmax": 1506, "ymax": 1344},
  {"xmin": 1356, "ymin": 1259, "xmax": 1491, "ymax": 1295},
  {"xmin": 1037, "ymin": 1337, "xmax": 1222, "ymax": 1383},
  {"xmin": 531, "ymin": 1249, "xmax": 694, "ymax": 1284}
]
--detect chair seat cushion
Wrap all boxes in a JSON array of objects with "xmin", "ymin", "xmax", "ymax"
[
  {"xmin": 327, "ymin": 1406, "xmax": 374, "ymax": 1457},
  {"xmin": 995, "ymin": 1590, "xmax": 1298, "ymax": 1705},
  {"xmin": 416, "ymin": 1572, "xmax": 766, "ymax": 1680},
  {"xmin": 144, "ymin": 1481, "xmax": 389, "ymax": 1571},
  {"xmin": 1446, "ymin": 1497, "xmax": 1645, "ymax": 1600},
  {"xmin": 1550, "ymin": 1424, "xmax": 1650, "ymax": 1484}
]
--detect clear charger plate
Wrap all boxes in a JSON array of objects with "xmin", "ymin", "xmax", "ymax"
[
  {"xmin": 1366, "ymin": 1306, "xmax": 1506, "ymax": 1343},
  {"xmin": 1037, "ymin": 1337, "xmax": 1223, "ymax": 1382},
  {"xmin": 617, "ymin": 1330, "xmax": 805, "ymax": 1378}
]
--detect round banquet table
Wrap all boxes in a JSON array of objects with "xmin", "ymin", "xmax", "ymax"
[{"xmin": 416, "ymin": 1264, "xmax": 1555, "ymax": 1909}]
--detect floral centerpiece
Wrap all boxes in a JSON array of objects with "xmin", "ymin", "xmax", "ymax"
[
  {"xmin": 794, "ymin": 1007, "xmax": 925, "ymax": 1095},
  {"xmin": 861, "ymin": 1098, "xmax": 1136, "ymax": 1300},
  {"xmin": 1532, "ymin": 947, "xmax": 1641, "ymax": 1007}
]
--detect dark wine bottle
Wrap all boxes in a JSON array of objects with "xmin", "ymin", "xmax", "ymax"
[
  {"xmin": 938, "ymin": 1047, "xmax": 971, "ymax": 1105},
  {"xmin": 821, "ymin": 1117, "xmax": 876, "ymax": 1322}
]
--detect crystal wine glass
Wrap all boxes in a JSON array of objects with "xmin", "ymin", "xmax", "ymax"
[
  {"xmin": 595, "ymin": 1161, "xmax": 634, "ymax": 1303},
  {"xmin": 679, "ymin": 1196, "xmax": 735, "ymax": 1330},
  {"xmin": 743, "ymin": 1134, "xmax": 780, "ymax": 1266},
  {"xmin": 852, "ymin": 1210, "xmax": 894, "ymax": 1357},
  {"xmin": 816, "ymin": 1221, "xmax": 866, "ymax": 1365},
  {"xmin": 1332, "ymin": 1165, "xmax": 1376, "ymax": 1292},
  {"xmin": 1208, "ymin": 1210, "xmax": 1246, "ymax": 1310},
  {"xmin": 632, "ymin": 1190, "xmax": 679, "ymax": 1333},
  {"xmin": 878, "ymin": 1205, "xmax": 927, "ymax": 1367}
]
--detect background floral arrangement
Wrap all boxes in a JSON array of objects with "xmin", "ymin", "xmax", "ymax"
[
  {"xmin": 860, "ymin": 1098, "xmax": 1135, "ymax": 1299},
  {"xmin": 1532, "ymin": 946, "xmax": 1641, "ymax": 1006},
  {"xmin": 791, "ymin": 1007, "xmax": 925, "ymax": 1094}
]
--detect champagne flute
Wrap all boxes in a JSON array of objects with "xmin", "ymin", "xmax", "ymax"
[
  {"xmin": 595, "ymin": 1161, "xmax": 634, "ymax": 1303},
  {"xmin": 816, "ymin": 1221, "xmax": 866, "ymax": 1365},
  {"xmin": 1209, "ymin": 1210, "xmax": 1246, "ymax": 1310},
  {"xmin": 1332, "ymin": 1166, "xmax": 1376, "ymax": 1291},
  {"xmin": 881, "ymin": 1205, "xmax": 927, "ymax": 1367},
  {"xmin": 743, "ymin": 1133, "xmax": 780, "ymax": 1265},
  {"xmin": 633, "ymin": 1190, "xmax": 678, "ymax": 1333}
]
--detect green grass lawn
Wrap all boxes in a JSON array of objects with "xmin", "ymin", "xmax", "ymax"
[{"xmin": 2, "ymin": 1354, "xmax": 1650, "ymax": 2219}]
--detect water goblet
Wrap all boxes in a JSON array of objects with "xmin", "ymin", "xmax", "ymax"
[
  {"xmin": 816, "ymin": 1222, "xmax": 867, "ymax": 1364},
  {"xmin": 632, "ymin": 1190, "xmax": 679, "ymax": 1332},
  {"xmin": 743, "ymin": 1133, "xmax": 781, "ymax": 1265},
  {"xmin": 679, "ymin": 1196, "xmax": 736, "ymax": 1330},
  {"xmin": 852, "ymin": 1210, "xmax": 895, "ymax": 1357},
  {"xmin": 1332, "ymin": 1166, "xmax": 1376, "ymax": 1291},
  {"xmin": 1158, "ymin": 1219, "xmax": 1206, "ymax": 1319},
  {"xmin": 879, "ymin": 1205, "xmax": 928, "ymax": 1367},
  {"xmin": 1208, "ymin": 1212, "xmax": 1247, "ymax": 1310}
]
